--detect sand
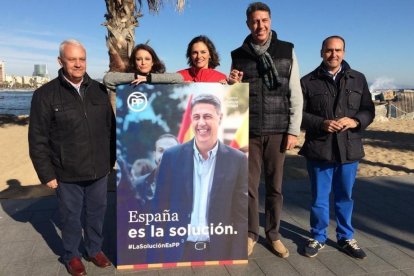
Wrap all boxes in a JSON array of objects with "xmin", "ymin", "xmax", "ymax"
[
  {"xmin": 0, "ymin": 115, "xmax": 413, "ymax": 199},
  {"xmin": 284, "ymin": 117, "xmax": 414, "ymax": 179}
]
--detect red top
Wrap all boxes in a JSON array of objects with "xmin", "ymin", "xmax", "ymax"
[{"xmin": 178, "ymin": 67, "xmax": 227, "ymax": 82}]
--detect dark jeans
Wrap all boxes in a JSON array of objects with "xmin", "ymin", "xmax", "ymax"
[
  {"xmin": 57, "ymin": 175, "xmax": 108, "ymax": 263},
  {"xmin": 248, "ymin": 134, "xmax": 285, "ymax": 242}
]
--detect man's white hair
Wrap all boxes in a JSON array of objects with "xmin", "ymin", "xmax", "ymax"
[{"xmin": 59, "ymin": 39, "xmax": 85, "ymax": 57}]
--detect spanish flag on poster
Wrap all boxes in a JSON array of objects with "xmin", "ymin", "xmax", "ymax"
[
  {"xmin": 177, "ymin": 94, "xmax": 194, "ymax": 143},
  {"xmin": 229, "ymin": 110, "xmax": 249, "ymax": 150}
]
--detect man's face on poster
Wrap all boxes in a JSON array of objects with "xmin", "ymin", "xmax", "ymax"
[
  {"xmin": 191, "ymin": 103, "xmax": 222, "ymax": 150},
  {"xmin": 154, "ymin": 137, "xmax": 178, "ymax": 165}
]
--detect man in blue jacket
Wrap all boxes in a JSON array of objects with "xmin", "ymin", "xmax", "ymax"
[
  {"xmin": 300, "ymin": 35, "xmax": 375, "ymax": 259},
  {"xmin": 29, "ymin": 39, "xmax": 115, "ymax": 275}
]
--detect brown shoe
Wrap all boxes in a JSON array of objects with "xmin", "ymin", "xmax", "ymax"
[
  {"xmin": 88, "ymin": 251, "xmax": 111, "ymax": 268},
  {"xmin": 248, "ymin": 237, "xmax": 257, "ymax": 256},
  {"xmin": 270, "ymin": 240, "xmax": 289, "ymax": 258},
  {"xmin": 66, "ymin": 257, "xmax": 86, "ymax": 276}
]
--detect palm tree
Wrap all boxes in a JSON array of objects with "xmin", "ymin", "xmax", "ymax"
[{"xmin": 103, "ymin": 0, "xmax": 185, "ymax": 73}]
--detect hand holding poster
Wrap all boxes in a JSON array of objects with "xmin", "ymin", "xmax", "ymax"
[{"xmin": 116, "ymin": 83, "xmax": 249, "ymax": 269}]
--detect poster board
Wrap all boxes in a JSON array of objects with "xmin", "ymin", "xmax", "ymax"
[{"xmin": 116, "ymin": 83, "xmax": 249, "ymax": 269}]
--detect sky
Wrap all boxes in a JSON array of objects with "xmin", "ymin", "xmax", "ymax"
[{"xmin": 1, "ymin": 0, "xmax": 414, "ymax": 89}]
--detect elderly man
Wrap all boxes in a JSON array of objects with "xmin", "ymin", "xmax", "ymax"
[
  {"xmin": 29, "ymin": 39, "xmax": 115, "ymax": 275},
  {"xmin": 300, "ymin": 35, "xmax": 375, "ymax": 259}
]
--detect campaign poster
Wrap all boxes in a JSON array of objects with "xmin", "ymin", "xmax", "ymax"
[{"xmin": 116, "ymin": 83, "xmax": 249, "ymax": 269}]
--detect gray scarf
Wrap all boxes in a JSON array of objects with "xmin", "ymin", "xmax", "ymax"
[{"xmin": 249, "ymin": 31, "xmax": 280, "ymax": 89}]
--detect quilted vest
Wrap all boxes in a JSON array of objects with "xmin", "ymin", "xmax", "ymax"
[{"xmin": 231, "ymin": 32, "xmax": 293, "ymax": 136}]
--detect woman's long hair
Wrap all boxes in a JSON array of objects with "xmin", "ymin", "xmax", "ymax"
[{"xmin": 128, "ymin": 44, "xmax": 166, "ymax": 74}]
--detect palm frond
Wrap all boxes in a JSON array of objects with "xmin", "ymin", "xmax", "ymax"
[
  {"xmin": 147, "ymin": 0, "xmax": 162, "ymax": 13},
  {"xmin": 176, "ymin": 0, "xmax": 185, "ymax": 12}
]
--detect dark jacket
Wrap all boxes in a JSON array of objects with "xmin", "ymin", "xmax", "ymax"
[
  {"xmin": 299, "ymin": 61, "xmax": 375, "ymax": 163},
  {"xmin": 29, "ymin": 69, "xmax": 115, "ymax": 184},
  {"xmin": 231, "ymin": 31, "xmax": 293, "ymax": 136},
  {"xmin": 154, "ymin": 140, "xmax": 248, "ymax": 262}
]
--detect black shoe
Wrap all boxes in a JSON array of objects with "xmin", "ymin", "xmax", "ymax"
[
  {"xmin": 337, "ymin": 238, "xmax": 367, "ymax": 259},
  {"xmin": 304, "ymin": 239, "xmax": 325, "ymax": 257}
]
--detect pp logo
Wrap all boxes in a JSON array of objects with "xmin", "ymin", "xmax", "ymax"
[{"xmin": 127, "ymin": 92, "xmax": 147, "ymax": 112}]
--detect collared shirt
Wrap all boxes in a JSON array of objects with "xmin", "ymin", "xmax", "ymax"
[
  {"xmin": 63, "ymin": 75, "xmax": 83, "ymax": 94},
  {"xmin": 187, "ymin": 141, "xmax": 218, "ymax": 242},
  {"xmin": 323, "ymin": 65, "xmax": 342, "ymax": 81}
]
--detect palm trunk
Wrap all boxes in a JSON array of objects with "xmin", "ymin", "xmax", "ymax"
[
  {"xmin": 103, "ymin": 0, "xmax": 140, "ymax": 72},
  {"xmin": 103, "ymin": 0, "xmax": 185, "ymax": 73}
]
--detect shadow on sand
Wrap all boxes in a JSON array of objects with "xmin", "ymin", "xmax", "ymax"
[{"xmin": 0, "ymin": 179, "xmax": 54, "ymax": 199}]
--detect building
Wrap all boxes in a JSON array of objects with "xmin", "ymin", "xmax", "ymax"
[
  {"xmin": 393, "ymin": 90, "xmax": 414, "ymax": 118},
  {"xmin": 33, "ymin": 64, "xmax": 49, "ymax": 78},
  {"xmin": 0, "ymin": 61, "xmax": 50, "ymax": 88},
  {"xmin": 373, "ymin": 89, "xmax": 414, "ymax": 118},
  {"xmin": 4, "ymin": 75, "xmax": 49, "ymax": 89},
  {"xmin": 0, "ymin": 61, "xmax": 5, "ymax": 83}
]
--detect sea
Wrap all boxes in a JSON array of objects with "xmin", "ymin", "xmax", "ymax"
[{"xmin": 0, "ymin": 90, "xmax": 34, "ymax": 116}]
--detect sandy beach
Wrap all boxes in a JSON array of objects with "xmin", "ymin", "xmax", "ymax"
[
  {"xmin": 1, "ymin": 114, "xmax": 413, "ymax": 199},
  {"xmin": 284, "ymin": 117, "xmax": 414, "ymax": 180}
]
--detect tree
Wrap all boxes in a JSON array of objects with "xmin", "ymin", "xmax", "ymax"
[{"xmin": 103, "ymin": 0, "xmax": 185, "ymax": 73}]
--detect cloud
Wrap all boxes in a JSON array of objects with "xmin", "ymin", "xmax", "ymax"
[
  {"xmin": 0, "ymin": 46, "xmax": 57, "ymax": 76},
  {"xmin": 0, "ymin": 47, "xmax": 57, "ymax": 62},
  {"xmin": 369, "ymin": 77, "xmax": 399, "ymax": 91},
  {"xmin": 12, "ymin": 29, "xmax": 56, "ymax": 37},
  {"xmin": 0, "ymin": 34, "xmax": 58, "ymax": 51},
  {"xmin": 0, "ymin": 30, "xmax": 109, "ymax": 79},
  {"xmin": 1, "ymin": 46, "xmax": 110, "ymax": 79}
]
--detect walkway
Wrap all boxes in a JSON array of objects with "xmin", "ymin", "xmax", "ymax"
[{"xmin": 1, "ymin": 175, "xmax": 413, "ymax": 275}]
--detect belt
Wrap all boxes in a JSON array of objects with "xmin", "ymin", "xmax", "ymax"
[{"xmin": 186, "ymin": 241, "xmax": 209, "ymax": 251}]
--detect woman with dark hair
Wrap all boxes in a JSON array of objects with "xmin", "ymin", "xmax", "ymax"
[
  {"xmin": 178, "ymin": 35, "xmax": 227, "ymax": 83},
  {"xmin": 103, "ymin": 44, "xmax": 183, "ymax": 90},
  {"xmin": 128, "ymin": 43, "xmax": 166, "ymax": 73}
]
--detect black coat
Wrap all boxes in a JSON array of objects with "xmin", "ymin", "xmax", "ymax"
[
  {"xmin": 299, "ymin": 61, "xmax": 375, "ymax": 163},
  {"xmin": 231, "ymin": 31, "xmax": 293, "ymax": 136},
  {"xmin": 29, "ymin": 69, "xmax": 115, "ymax": 184}
]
